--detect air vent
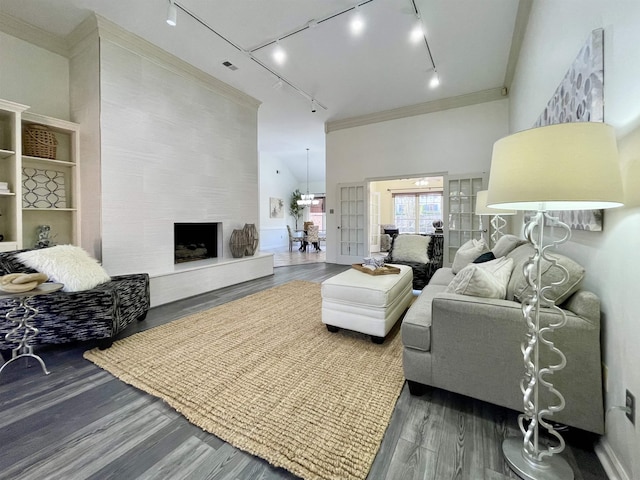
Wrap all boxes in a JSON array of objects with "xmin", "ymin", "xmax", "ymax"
[{"xmin": 222, "ymin": 61, "xmax": 238, "ymax": 71}]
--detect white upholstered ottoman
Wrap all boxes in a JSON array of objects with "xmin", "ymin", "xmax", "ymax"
[{"xmin": 321, "ymin": 264, "xmax": 414, "ymax": 343}]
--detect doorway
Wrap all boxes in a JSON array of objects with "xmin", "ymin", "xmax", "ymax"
[{"xmin": 369, "ymin": 175, "xmax": 444, "ymax": 252}]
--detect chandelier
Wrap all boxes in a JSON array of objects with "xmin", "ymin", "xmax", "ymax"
[{"xmin": 297, "ymin": 148, "xmax": 319, "ymax": 206}]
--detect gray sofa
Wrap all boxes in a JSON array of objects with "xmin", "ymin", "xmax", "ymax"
[{"xmin": 401, "ymin": 242, "xmax": 605, "ymax": 434}]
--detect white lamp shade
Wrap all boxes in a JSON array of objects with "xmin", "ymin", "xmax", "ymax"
[
  {"xmin": 475, "ymin": 190, "xmax": 516, "ymax": 215},
  {"xmin": 487, "ymin": 122, "xmax": 624, "ymax": 211}
]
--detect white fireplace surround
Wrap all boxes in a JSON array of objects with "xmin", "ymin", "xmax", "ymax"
[{"xmin": 67, "ymin": 17, "xmax": 273, "ymax": 307}]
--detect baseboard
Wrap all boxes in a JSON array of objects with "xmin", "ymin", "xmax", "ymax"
[{"xmin": 595, "ymin": 438, "xmax": 631, "ymax": 480}]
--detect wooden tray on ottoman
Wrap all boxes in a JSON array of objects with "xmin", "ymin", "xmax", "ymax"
[{"xmin": 351, "ymin": 264, "xmax": 401, "ymax": 275}]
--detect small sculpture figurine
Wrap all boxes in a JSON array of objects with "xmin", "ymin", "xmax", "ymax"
[{"xmin": 35, "ymin": 224, "xmax": 55, "ymax": 249}]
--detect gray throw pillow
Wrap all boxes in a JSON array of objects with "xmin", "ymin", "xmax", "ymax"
[
  {"xmin": 492, "ymin": 234, "xmax": 527, "ymax": 258},
  {"xmin": 506, "ymin": 244, "xmax": 585, "ymax": 305}
]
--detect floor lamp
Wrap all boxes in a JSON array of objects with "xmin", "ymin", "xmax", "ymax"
[
  {"xmin": 475, "ymin": 190, "xmax": 516, "ymax": 248},
  {"xmin": 486, "ymin": 122, "xmax": 624, "ymax": 480}
]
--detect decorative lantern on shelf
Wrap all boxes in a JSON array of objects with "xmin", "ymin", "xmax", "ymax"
[
  {"xmin": 229, "ymin": 229, "xmax": 247, "ymax": 258},
  {"xmin": 243, "ymin": 223, "xmax": 259, "ymax": 256}
]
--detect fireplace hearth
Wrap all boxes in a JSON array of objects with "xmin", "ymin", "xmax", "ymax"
[{"xmin": 174, "ymin": 222, "xmax": 220, "ymax": 264}]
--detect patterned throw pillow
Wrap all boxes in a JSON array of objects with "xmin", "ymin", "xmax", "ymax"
[
  {"xmin": 17, "ymin": 245, "xmax": 111, "ymax": 292},
  {"xmin": 446, "ymin": 257, "xmax": 515, "ymax": 299}
]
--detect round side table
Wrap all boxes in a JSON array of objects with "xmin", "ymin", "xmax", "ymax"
[{"xmin": 0, "ymin": 282, "xmax": 63, "ymax": 378}]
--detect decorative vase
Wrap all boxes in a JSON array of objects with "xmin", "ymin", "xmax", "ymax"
[
  {"xmin": 229, "ymin": 229, "xmax": 247, "ymax": 258},
  {"xmin": 243, "ymin": 223, "xmax": 259, "ymax": 256}
]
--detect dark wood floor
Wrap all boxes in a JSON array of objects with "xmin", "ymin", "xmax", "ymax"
[{"xmin": 0, "ymin": 263, "xmax": 607, "ymax": 480}]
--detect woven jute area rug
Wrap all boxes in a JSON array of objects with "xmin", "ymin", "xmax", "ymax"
[{"xmin": 84, "ymin": 280, "xmax": 405, "ymax": 480}]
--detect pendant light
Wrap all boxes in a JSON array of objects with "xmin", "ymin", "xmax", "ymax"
[{"xmin": 297, "ymin": 148, "xmax": 319, "ymax": 206}]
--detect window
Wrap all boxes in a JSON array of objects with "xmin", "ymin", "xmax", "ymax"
[
  {"xmin": 393, "ymin": 192, "xmax": 443, "ymax": 234},
  {"xmin": 309, "ymin": 196, "xmax": 326, "ymax": 232}
]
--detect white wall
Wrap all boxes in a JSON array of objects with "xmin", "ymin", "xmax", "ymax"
[
  {"xmin": 0, "ymin": 32, "xmax": 69, "ymax": 120},
  {"xmin": 325, "ymin": 99, "xmax": 509, "ymax": 263},
  {"xmin": 99, "ymin": 38, "xmax": 260, "ymax": 276},
  {"xmin": 259, "ymin": 152, "xmax": 300, "ymax": 249},
  {"xmin": 510, "ymin": 2, "xmax": 640, "ymax": 477}
]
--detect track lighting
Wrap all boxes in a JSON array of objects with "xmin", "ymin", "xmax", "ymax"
[
  {"xmin": 166, "ymin": 0, "xmax": 177, "ymax": 26},
  {"xmin": 311, "ymin": 99, "xmax": 317, "ymax": 113},
  {"xmin": 272, "ymin": 78, "xmax": 284, "ymax": 89},
  {"xmin": 350, "ymin": 5, "xmax": 365, "ymax": 36},
  {"xmin": 429, "ymin": 71, "xmax": 440, "ymax": 89},
  {"xmin": 410, "ymin": 16, "xmax": 423, "ymax": 43},
  {"xmin": 273, "ymin": 40, "xmax": 286, "ymax": 65}
]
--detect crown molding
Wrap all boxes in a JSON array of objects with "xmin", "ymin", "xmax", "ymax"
[
  {"xmin": 0, "ymin": 12, "xmax": 69, "ymax": 57},
  {"xmin": 325, "ymin": 87, "xmax": 507, "ymax": 133},
  {"xmin": 92, "ymin": 15, "xmax": 261, "ymax": 111}
]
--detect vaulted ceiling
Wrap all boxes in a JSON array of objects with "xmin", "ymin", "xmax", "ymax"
[{"xmin": 0, "ymin": 0, "xmax": 527, "ymax": 184}]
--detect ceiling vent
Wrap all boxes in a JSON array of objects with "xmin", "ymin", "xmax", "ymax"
[{"xmin": 222, "ymin": 61, "xmax": 238, "ymax": 71}]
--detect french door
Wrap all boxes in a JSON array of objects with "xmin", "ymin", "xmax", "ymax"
[
  {"xmin": 336, "ymin": 182, "xmax": 366, "ymax": 264},
  {"xmin": 443, "ymin": 173, "xmax": 488, "ymax": 266}
]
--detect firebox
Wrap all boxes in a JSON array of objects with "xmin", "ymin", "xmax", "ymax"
[{"xmin": 174, "ymin": 222, "xmax": 220, "ymax": 264}]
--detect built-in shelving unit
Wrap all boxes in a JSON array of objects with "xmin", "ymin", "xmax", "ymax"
[{"xmin": 0, "ymin": 98, "xmax": 80, "ymax": 252}]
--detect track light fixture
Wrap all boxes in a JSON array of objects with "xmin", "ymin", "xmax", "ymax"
[
  {"xmin": 273, "ymin": 40, "xmax": 286, "ymax": 65},
  {"xmin": 429, "ymin": 71, "xmax": 440, "ymax": 89},
  {"xmin": 410, "ymin": 16, "xmax": 423, "ymax": 43},
  {"xmin": 165, "ymin": 0, "xmax": 439, "ymax": 110},
  {"xmin": 166, "ymin": 0, "xmax": 177, "ymax": 26},
  {"xmin": 350, "ymin": 5, "xmax": 365, "ymax": 36}
]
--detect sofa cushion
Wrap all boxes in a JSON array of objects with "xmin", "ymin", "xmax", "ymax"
[
  {"xmin": 506, "ymin": 244, "xmax": 585, "ymax": 305},
  {"xmin": 492, "ymin": 234, "xmax": 527, "ymax": 258},
  {"xmin": 401, "ymin": 283, "xmax": 449, "ymax": 352},
  {"xmin": 451, "ymin": 238, "xmax": 489, "ymax": 274},
  {"xmin": 389, "ymin": 235, "xmax": 431, "ymax": 264},
  {"xmin": 17, "ymin": 245, "xmax": 111, "ymax": 293},
  {"xmin": 445, "ymin": 257, "xmax": 514, "ymax": 299},
  {"xmin": 428, "ymin": 267, "xmax": 455, "ymax": 286}
]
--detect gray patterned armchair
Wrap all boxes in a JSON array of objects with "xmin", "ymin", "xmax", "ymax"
[{"xmin": 0, "ymin": 249, "xmax": 150, "ymax": 351}]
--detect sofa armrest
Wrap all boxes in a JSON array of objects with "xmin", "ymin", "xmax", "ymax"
[{"xmin": 429, "ymin": 292, "xmax": 604, "ymax": 434}]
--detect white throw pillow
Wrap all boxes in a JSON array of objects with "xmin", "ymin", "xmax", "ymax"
[
  {"xmin": 17, "ymin": 245, "xmax": 111, "ymax": 292},
  {"xmin": 451, "ymin": 238, "xmax": 489, "ymax": 274},
  {"xmin": 446, "ymin": 257, "xmax": 515, "ymax": 299},
  {"xmin": 391, "ymin": 235, "xmax": 431, "ymax": 264}
]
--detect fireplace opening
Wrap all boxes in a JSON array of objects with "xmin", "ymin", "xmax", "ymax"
[{"xmin": 174, "ymin": 222, "xmax": 219, "ymax": 264}]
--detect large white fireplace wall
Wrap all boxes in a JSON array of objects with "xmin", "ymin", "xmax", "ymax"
[{"xmin": 98, "ymin": 36, "xmax": 261, "ymax": 277}]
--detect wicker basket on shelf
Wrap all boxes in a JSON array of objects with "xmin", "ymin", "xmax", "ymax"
[{"xmin": 23, "ymin": 124, "xmax": 58, "ymax": 159}]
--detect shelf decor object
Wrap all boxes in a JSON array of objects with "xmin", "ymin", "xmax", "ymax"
[
  {"xmin": 22, "ymin": 124, "xmax": 58, "ymax": 159},
  {"xmin": 487, "ymin": 122, "xmax": 623, "ymax": 480},
  {"xmin": 475, "ymin": 190, "xmax": 516, "ymax": 248},
  {"xmin": 22, "ymin": 167, "xmax": 67, "ymax": 208}
]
